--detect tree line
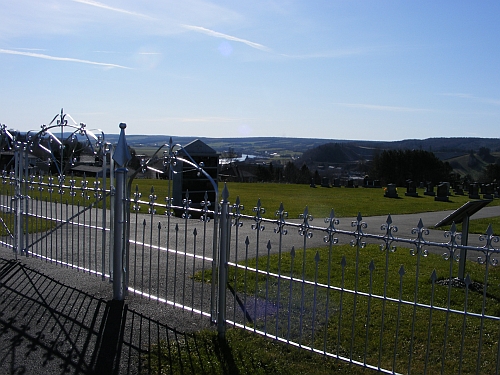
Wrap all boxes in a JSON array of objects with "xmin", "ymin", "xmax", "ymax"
[{"xmin": 252, "ymin": 149, "xmax": 475, "ymax": 186}]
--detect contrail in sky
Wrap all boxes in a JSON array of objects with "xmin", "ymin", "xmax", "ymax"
[
  {"xmin": 182, "ymin": 25, "xmax": 271, "ymax": 52},
  {"xmin": 73, "ymin": 0, "xmax": 268, "ymax": 52},
  {"xmin": 0, "ymin": 49, "xmax": 131, "ymax": 69},
  {"xmin": 73, "ymin": 0, "xmax": 155, "ymax": 19},
  {"xmin": 334, "ymin": 103, "xmax": 429, "ymax": 112}
]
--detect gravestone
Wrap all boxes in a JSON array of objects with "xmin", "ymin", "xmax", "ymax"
[
  {"xmin": 435, "ymin": 183, "xmax": 449, "ymax": 202},
  {"xmin": 346, "ymin": 179, "xmax": 354, "ymax": 188},
  {"xmin": 333, "ymin": 178, "xmax": 341, "ymax": 187},
  {"xmin": 373, "ymin": 180, "xmax": 381, "ymax": 188},
  {"xmin": 454, "ymin": 184, "xmax": 464, "ymax": 195},
  {"xmin": 310, "ymin": 178, "xmax": 316, "ymax": 188},
  {"xmin": 363, "ymin": 177, "xmax": 371, "ymax": 188},
  {"xmin": 321, "ymin": 177, "xmax": 330, "ymax": 187},
  {"xmin": 424, "ymin": 182, "xmax": 435, "ymax": 196},
  {"xmin": 172, "ymin": 139, "xmax": 219, "ymax": 217},
  {"xmin": 384, "ymin": 184, "xmax": 398, "ymax": 198},
  {"xmin": 405, "ymin": 180, "xmax": 418, "ymax": 197},
  {"xmin": 469, "ymin": 183, "xmax": 480, "ymax": 199},
  {"xmin": 483, "ymin": 183, "xmax": 494, "ymax": 200},
  {"xmin": 443, "ymin": 182, "xmax": 450, "ymax": 196}
]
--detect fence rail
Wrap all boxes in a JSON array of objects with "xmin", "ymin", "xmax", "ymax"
[
  {"xmin": 4, "ymin": 172, "xmax": 499, "ymax": 373},
  {"xmin": 1, "ymin": 118, "xmax": 499, "ymax": 373}
]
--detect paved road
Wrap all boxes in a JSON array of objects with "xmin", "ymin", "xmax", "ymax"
[{"xmin": 0, "ymin": 205, "xmax": 499, "ymax": 374}]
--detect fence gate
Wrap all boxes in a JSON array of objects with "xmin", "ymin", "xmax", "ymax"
[{"xmin": 0, "ymin": 109, "xmax": 111, "ymax": 278}]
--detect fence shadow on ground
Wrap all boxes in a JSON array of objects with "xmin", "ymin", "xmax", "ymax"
[{"xmin": 0, "ymin": 257, "xmax": 212, "ymax": 375}]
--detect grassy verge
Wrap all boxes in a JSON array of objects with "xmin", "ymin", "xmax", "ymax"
[
  {"xmin": 155, "ymin": 243, "xmax": 500, "ymax": 374},
  {"xmin": 0, "ymin": 211, "xmax": 55, "ymax": 236},
  {"xmin": 436, "ymin": 216, "xmax": 500, "ymax": 235},
  {"xmin": 145, "ymin": 328, "xmax": 377, "ymax": 375}
]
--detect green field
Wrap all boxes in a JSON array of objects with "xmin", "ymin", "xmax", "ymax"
[
  {"xmin": 142, "ymin": 181, "xmax": 500, "ymax": 374},
  {"xmin": 217, "ymin": 182, "xmax": 500, "ymax": 220},
  {"xmin": 153, "ymin": 243, "xmax": 500, "ymax": 374},
  {"xmin": 3, "ymin": 179, "xmax": 498, "ymax": 235},
  {"xmin": 128, "ymin": 180, "xmax": 500, "ymax": 220}
]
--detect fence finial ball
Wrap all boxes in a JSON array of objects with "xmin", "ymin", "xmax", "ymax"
[{"xmin": 119, "ymin": 123, "xmax": 127, "ymax": 129}]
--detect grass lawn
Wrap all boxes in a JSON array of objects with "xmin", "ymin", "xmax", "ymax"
[
  {"xmin": 437, "ymin": 216, "xmax": 500, "ymax": 235},
  {"xmin": 130, "ymin": 180, "xmax": 500, "ymax": 219},
  {"xmin": 153, "ymin": 243, "xmax": 500, "ymax": 374},
  {"xmin": 3, "ymin": 177, "xmax": 498, "ymax": 220}
]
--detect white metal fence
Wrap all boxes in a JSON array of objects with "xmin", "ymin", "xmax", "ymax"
[{"xmin": 0, "ymin": 120, "xmax": 499, "ymax": 374}]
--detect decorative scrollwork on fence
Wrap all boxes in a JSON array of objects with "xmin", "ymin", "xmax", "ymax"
[
  {"xmin": 298, "ymin": 206, "xmax": 313, "ymax": 238},
  {"xmin": 478, "ymin": 224, "xmax": 500, "ymax": 266},
  {"xmin": 148, "ymin": 186, "xmax": 157, "ymax": 215},
  {"xmin": 200, "ymin": 191, "xmax": 213, "ymax": 223},
  {"xmin": 323, "ymin": 209, "xmax": 339, "ymax": 244},
  {"xmin": 443, "ymin": 222, "xmax": 461, "ymax": 261},
  {"xmin": 410, "ymin": 219, "xmax": 429, "ymax": 256},
  {"xmin": 274, "ymin": 202, "xmax": 288, "ymax": 235},
  {"xmin": 251, "ymin": 199, "xmax": 265, "ymax": 231},
  {"xmin": 380, "ymin": 214, "xmax": 397, "ymax": 252},
  {"xmin": 231, "ymin": 196, "xmax": 244, "ymax": 227},
  {"xmin": 182, "ymin": 190, "xmax": 192, "ymax": 219},
  {"xmin": 350, "ymin": 212, "xmax": 366, "ymax": 248}
]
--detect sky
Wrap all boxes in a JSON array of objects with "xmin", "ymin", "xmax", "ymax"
[{"xmin": 0, "ymin": 1, "xmax": 499, "ymax": 141}]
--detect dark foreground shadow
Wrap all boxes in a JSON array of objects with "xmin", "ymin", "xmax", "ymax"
[{"xmin": 0, "ymin": 258, "xmax": 206, "ymax": 375}]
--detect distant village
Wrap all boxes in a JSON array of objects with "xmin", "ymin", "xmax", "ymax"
[{"xmin": 1, "ymin": 130, "xmax": 500, "ymax": 197}]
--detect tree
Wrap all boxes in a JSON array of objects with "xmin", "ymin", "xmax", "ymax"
[
  {"xmin": 283, "ymin": 161, "xmax": 298, "ymax": 183},
  {"xmin": 481, "ymin": 163, "xmax": 500, "ymax": 183},
  {"xmin": 371, "ymin": 149, "xmax": 451, "ymax": 186}
]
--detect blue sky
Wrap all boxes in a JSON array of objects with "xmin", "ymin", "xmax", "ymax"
[{"xmin": 1, "ymin": 1, "xmax": 499, "ymax": 141}]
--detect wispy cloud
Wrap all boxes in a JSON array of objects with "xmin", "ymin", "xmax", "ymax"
[
  {"xmin": 72, "ymin": 0, "xmax": 156, "ymax": 20},
  {"xmin": 281, "ymin": 48, "xmax": 366, "ymax": 59},
  {"xmin": 439, "ymin": 93, "xmax": 500, "ymax": 106},
  {"xmin": 15, "ymin": 47, "xmax": 47, "ymax": 52},
  {"xmin": 334, "ymin": 103, "xmax": 429, "ymax": 112},
  {"xmin": 146, "ymin": 116, "xmax": 246, "ymax": 123},
  {"xmin": 182, "ymin": 25, "xmax": 271, "ymax": 52},
  {"xmin": 0, "ymin": 49, "xmax": 131, "ymax": 69}
]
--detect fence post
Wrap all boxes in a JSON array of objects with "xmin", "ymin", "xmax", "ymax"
[
  {"xmin": 13, "ymin": 142, "xmax": 25, "ymax": 258},
  {"xmin": 217, "ymin": 184, "xmax": 230, "ymax": 338},
  {"xmin": 112, "ymin": 123, "xmax": 131, "ymax": 300}
]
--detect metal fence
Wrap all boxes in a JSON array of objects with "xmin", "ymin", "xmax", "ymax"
[{"xmin": 1, "ymin": 120, "xmax": 499, "ymax": 374}]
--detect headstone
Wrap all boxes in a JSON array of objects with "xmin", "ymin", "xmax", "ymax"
[
  {"xmin": 373, "ymin": 180, "xmax": 381, "ymax": 188},
  {"xmin": 454, "ymin": 184, "xmax": 464, "ymax": 195},
  {"xmin": 443, "ymin": 182, "xmax": 450, "ymax": 196},
  {"xmin": 346, "ymin": 179, "xmax": 354, "ymax": 188},
  {"xmin": 405, "ymin": 180, "xmax": 418, "ymax": 197},
  {"xmin": 321, "ymin": 177, "xmax": 330, "ymax": 188},
  {"xmin": 363, "ymin": 177, "xmax": 370, "ymax": 188},
  {"xmin": 424, "ymin": 182, "xmax": 435, "ymax": 196},
  {"xmin": 384, "ymin": 184, "xmax": 398, "ymax": 198},
  {"xmin": 469, "ymin": 183, "xmax": 480, "ymax": 199},
  {"xmin": 310, "ymin": 178, "xmax": 316, "ymax": 188},
  {"xmin": 333, "ymin": 178, "xmax": 341, "ymax": 187},
  {"xmin": 483, "ymin": 183, "xmax": 494, "ymax": 200},
  {"xmin": 435, "ymin": 183, "xmax": 449, "ymax": 202}
]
